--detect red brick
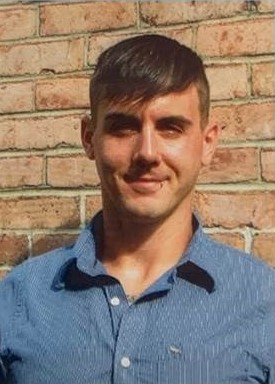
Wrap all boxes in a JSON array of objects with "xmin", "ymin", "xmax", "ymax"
[
  {"xmin": 163, "ymin": 28, "xmax": 193, "ymax": 47},
  {"xmin": 0, "ymin": 268, "xmax": 10, "ymax": 280},
  {"xmin": 252, "ymin": 62, "xmax": 274, "ymax": 97},
  {"xmin": 258, "ymin": 2, "xmax": 274, "ymax": 12},
  {"xmin": 40, "ymin": 2, "xmax": 136, "ymax": 36},
  {"xmin": 0, "ymin": 156, "xmax": 44, "ymax": 188},
  {"xmin": 85, "ymin": 195, "xmax": 102, "ymax": 220},
  {"xmin": 194, "ymin": 191, "xmax": 275, "ymax": 229},
  {"xmin": 206, "ymin": 64, "xmax": 248, "ymax": 100},
  {"xmin": 261, "ymin": 148, "xmax": 275, "ymax": 182},
  {"xmin": 89, "ymin": 33, "xmax": 137, "ymax": 66},
  {"xmin": 198, "ymin": 147, "xmax": 258, "ymax": 184},
  {"xmin": 140, "ymin": 2, "xmax": 244, "ymax": 26},
  {"xmin": 208, "ymin": 232, "xmax": 245, "ymax": 251},
  {"xmin": 0, "ymin": 7, "xmax": 36, "ymax": 41},
  {"xmin": 32, "ymin": 233, "xmax": 78, "ymax": 256},
  {"xmin": 47, "ymin": 155, "xmax": 99, "ymax": 187},
  {"xmin": 0, "ymin": 234, "xmax": 29, "ymax": 265},
  {"xmin": 0, "ymin": 81, "xmax": 33, "ymax": 113},
  {"xmin": 0, "ymin": 114, "xmax": 82, "ymax": 150},
  {"xmin": 36, "ymin": 77, "xmax": 90, "ymax": 110},
  {"xmin": 88, "ymin": 28, "xmax": 193, "ymax": 65},
  {"xmin": 197, "ymin": 18, "xmax": 273, "ymax": 57},
  {"xmin": 252, "ymin": 233, "xmax": 275, "ymax": 267},
  {"xmin": 210, "ymin": 102, "xmax": 274, "ymax": 142},
  {"xmin": 0, "ymin": 38, "xmax": 84, "ymax": 76},
  {"xmin": 0, "ymin": 197, "xmax": 80, "ymax": 229}
]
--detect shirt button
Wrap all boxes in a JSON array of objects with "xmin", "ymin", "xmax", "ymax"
[
  {"xmin": 110, "ymin": 296, "xmax": 120, "ymax": 306},
  {"xmin": 121, "ymin": 356, "xmax": 131, "ymax": 368}
]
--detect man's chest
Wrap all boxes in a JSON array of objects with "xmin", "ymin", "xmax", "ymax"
[{"xmin": 8, "ymin": 284, "xmax": 267, "ymax": 384}]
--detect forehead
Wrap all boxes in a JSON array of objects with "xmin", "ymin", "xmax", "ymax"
[{"xmin": 98, "ymin": 84, "xmax": 200, "ymax": 120}]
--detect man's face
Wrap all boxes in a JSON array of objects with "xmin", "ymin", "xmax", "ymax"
[{"xmin": 82, "ymin": 85, "xmax": 218, "ymax": 223}]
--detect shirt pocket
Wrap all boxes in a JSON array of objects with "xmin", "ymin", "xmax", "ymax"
[
  {"xmin": 134, "ymin": 341, "xmax": 186, "ymax": 384},
  {"xmin": 135, "ymin": 342, "xmax": 250, "ymax": 384}
]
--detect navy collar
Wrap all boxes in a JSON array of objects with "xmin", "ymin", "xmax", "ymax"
[
  {"xmin": 54, "ymin": 258, "xmax": 215, "ymax": 294},
  {"xmin": 177, "ymin": 261, "xmax": 215, "ymax": 293},
  {"xmin": 53, "ymin": 212, "xmax": 215, "ymax": 294}
]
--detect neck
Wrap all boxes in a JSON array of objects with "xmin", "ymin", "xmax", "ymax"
[
  {"xmin": 95, "ymin": 203, "xmax": 194, "ymax": 296},
  {"xmin": 103, "ymin": 207, "xmax": 193, "ymax": 261}
]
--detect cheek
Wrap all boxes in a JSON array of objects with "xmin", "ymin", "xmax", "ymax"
[
  {"xmin": 164, "ymin": 139, "xmax": 203, "ymax": 169},
  {"xmin": 94, "ymin": 141, "xmax": 130, "ymax": 173}
]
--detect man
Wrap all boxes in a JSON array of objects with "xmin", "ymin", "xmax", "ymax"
[{"xmin": 0, "ymin": 34, "xmax": 274, "ymax": 384}]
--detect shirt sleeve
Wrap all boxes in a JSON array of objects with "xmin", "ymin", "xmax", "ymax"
[
  {"xmin": 265, "ymin": 311, "xmax": 275, "ymax": 384},
  {"xmin": 267, "ymin": 349, "xmax": 275, "ymax": 384},
  {"xmin": 263, "ymin": 273, "xmax": 275, "ymax": 384},
  {"xmin": 0, "ymin": 269, "xmax": 22, "ymax": 383}
]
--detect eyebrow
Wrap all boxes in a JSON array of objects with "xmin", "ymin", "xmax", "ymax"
[
  {"xmin": 157, "ymin": 115, "xmax": 193, "ymax": 127},
  {"xmin": 104, "ymin": 112, "xmax": 193, "ymax": 127},
  {"xmin": 104, "ymin": 112, "xmax": 140, "ymax": 125}
]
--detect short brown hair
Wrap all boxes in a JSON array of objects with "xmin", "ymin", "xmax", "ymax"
[{"xmin": 90, "ymin": 34, "xmax": 210, "ymax": 128}]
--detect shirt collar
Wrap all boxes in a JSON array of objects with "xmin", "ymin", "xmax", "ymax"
[{"xmin": 53, "ymin": 211, "xmax": 215, "ymax": 294}]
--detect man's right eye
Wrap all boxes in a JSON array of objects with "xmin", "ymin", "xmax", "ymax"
[{"xmin": 105, "ymin": 122, "xmax": 138, "ymax": 137}]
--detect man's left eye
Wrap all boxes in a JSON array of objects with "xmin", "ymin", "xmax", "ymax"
[{"xmin": 159, "ymin": 124, "xmax": 185, "ymax": 136}]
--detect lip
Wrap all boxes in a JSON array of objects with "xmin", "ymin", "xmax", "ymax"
[{"xmin": 125, "ymin": 176, "xmax": 167, "ymax": 194}]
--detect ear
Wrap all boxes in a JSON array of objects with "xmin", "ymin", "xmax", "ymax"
[
  {"xmin": 81, "ymin": 115, "xmax": 95, "ymax": 160},
  {"xmin": 201, "ymin": 124, "xmax": 220, "ymax": 166}
]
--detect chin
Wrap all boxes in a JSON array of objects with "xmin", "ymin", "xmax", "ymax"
[{"xmin": 118, "ymin": 200, "xmax": 174, "ymax": 223}]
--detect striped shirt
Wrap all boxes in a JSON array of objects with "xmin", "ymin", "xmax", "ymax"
[{"xmin": 0, "ymin": 212, "xmax": 274, "ymax": 384}]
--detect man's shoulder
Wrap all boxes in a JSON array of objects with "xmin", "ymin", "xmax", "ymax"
[
  {"xmin": 208, "ymin": 235, "xmax": 272, "ymax": 269},
  {"xmin": 1, "ymin": 244, "xmax": 75, "ymax": 289},
  {"xmin": 205, "ymin": 235, "xmax": 275, "ymax": 293}
]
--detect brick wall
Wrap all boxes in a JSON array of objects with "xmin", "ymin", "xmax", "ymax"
[{"xmin": 0, "ymin": 0, "xmax": 274, "ymax": 277}]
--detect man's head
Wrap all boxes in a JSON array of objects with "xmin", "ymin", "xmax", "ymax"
[
  {"xmin": 90, "ymin": 34, "xmax": 210, "ymax": 129},
  {"xmin": 83, "ymin": 33, "xmax": 219, "ymax": 223}
]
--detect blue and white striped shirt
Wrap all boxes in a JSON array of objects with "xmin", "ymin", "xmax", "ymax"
[{"xmin": 0, "ymin": 212, "xmax": 274, "ymax": 384}]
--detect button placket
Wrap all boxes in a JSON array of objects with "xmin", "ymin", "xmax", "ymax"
[
  {"xmin": 110, "ymin": 296, "xmax": 120, "ymax": 306},
  {"xmin": 113, "ymin": 304, "xmax": 149, "ymax": 383},
  {"xmin": 120, "ymin": 356, "xmax": 131, "ymax": 368}
]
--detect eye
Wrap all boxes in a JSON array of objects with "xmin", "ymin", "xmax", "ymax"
[
  {"xmin": 157, "ymin": 121, "xmax": 186, "ymax": 138},
  {"xmin": 106, "ymin": 122, "xmax": 138, "ymax": 137},
  {"xmin": 104, "ymin": 114, "xmax": 140, "ymax": 137},
  {"xmin": 157, "ymin": 117, "xmax": 191, "ymax": 138}
]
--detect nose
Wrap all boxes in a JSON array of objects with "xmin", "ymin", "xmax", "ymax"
[{"xmin": 132, "ymin": 126, "xmax": 161, "ymax": 165}]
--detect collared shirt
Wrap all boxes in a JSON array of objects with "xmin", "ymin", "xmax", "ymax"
[{"xmin": 0, "ymin": 213, "xmax": 274, "ymax": 384}]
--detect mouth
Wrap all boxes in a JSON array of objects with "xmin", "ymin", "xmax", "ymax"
[{"xmin": 124, "ymin": 175, "xmax": 167, "ymax": 194}]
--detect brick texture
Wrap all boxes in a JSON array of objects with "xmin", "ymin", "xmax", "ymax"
[
  {"xmin": 0, "ymin": 269, "xmax": 10, "ymax": 279},
  {"xmin": 195, "ymin": 191, "xmax": 275, "ymax": 229},
  {"xmin": 251, "ymin": 62, "xmax": 275, "ymax": 97},
  {"xmin": 210, "ymin": 102, "xmax": 274, "ymax": 142},
  {"xmin": 47, "ymin": 155, "xmax": 99, "ymax": 187},
  {"xmin": 36, "ymin": 77, "xmax": 90, "ymax": 110},
  {"xmin": 252, "ymin": 233, "xmax": 275, "ymax": 267},
  {"xmin": 88, "ymin": 27, "xmax": 193, "ymax": 66},
  {"xmin": 0, "ymin": 7, "xmax": 37, "ymax": 41},
  {"xmin": 85, "ymin": 195, "xmax": 103, "ymax": 221},
  {"xmin": 0, "ymin": 0, "xmax": 273, "ymax": 274},
  {"xmin": 0, "ymin": 82, "xmax": 33, "ymax": 113},
  {"xmin": 40, "ymin": 2, "xmax": 136, "ymax": 36},
  {"xmin": 206, "ymin": 64, "xmax": 248, "ymax": 100},
  {"xmin": 0, "ymin": 156, "xmax": 44, "ymax": 188},
  {"xmin": 261, "ymin": 149, "xmax": 275, "ymax": 182},
  {"xmin": 0, "ymin": 115, "xmax": 82, "ymax": 150},
  {"xmin": 0, "ymin": 234, "xmax": 29, "ymax": 265},
  {"xmin": 197, "ymin": 18, "xmax": 274, "ymax": 57},
  {"xmin": 198, "ymin": 147, "xmax": 258, "ymax": 184},
  {"xmin": 32, "ymin": 233, "xmax": 78, "ymax": 256},
  {"xmin": 0, "ymin": 38, "xmax": 84, "ymax": 77},
  {"xmin": 0, "ymin": 197, "xmax": 80, "ymax": 229},
  {"xmin": 208, "ymin": 232, "xmax": 245, "ymax": 251},
  {"xmin": 140, "ymin": 2, "xmax": 245, "ymax": 26}
]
